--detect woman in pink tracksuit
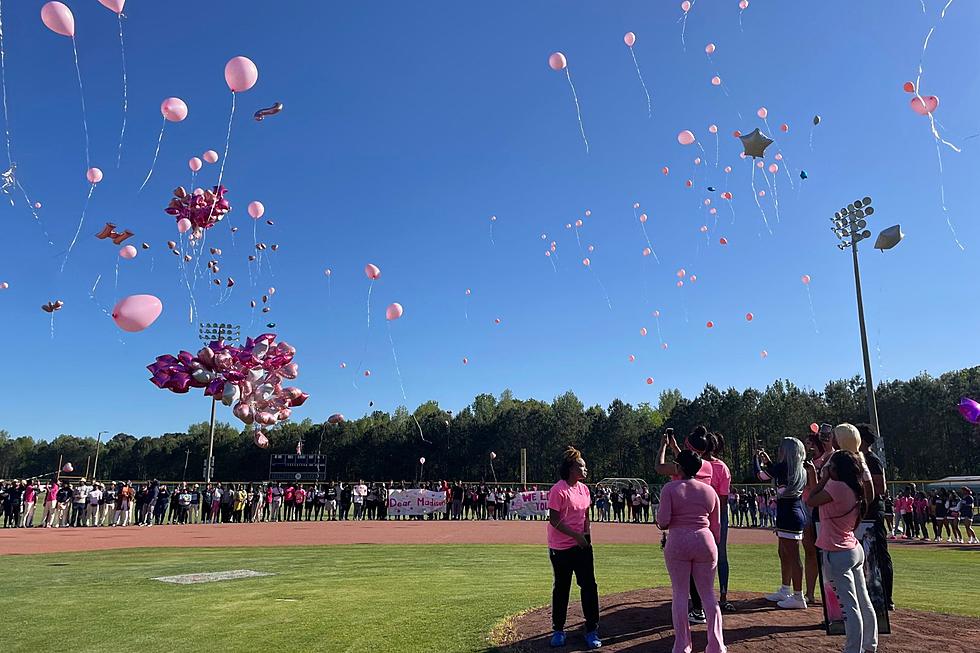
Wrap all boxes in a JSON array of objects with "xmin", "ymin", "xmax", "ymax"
[{"xmin": 657, "ymin": 449, "xmax": 726, "ymax": 653}]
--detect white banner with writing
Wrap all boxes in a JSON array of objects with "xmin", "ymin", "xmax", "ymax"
[
  {"xmin": 386, "ymin": 489, "xmax": 447, "ymax": 516},
  {"xmin": 509, "ymin": 490, "xmax": 549, "ymax": 517}
]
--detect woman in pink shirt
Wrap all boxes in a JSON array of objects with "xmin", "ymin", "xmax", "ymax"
[
  {"xmin": 807, "ymin": 450, "xmax": 877, "ymax": 653},
  {"xmin": 547, "ymin": 446, "xmax": 601, "ymax": 650},
  {"xmin": 657, "ymin": 450, "xmax": 725, "ymax": 653}
]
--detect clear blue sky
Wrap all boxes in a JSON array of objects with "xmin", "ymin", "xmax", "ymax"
[{"xmin": 3, "ymin": 1, "xmax": 979, "ymax": 439}]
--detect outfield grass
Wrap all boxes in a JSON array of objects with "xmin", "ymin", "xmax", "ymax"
[{"xmin": 2, "ymin": 544, "xmax": 976, "ymax": 652}]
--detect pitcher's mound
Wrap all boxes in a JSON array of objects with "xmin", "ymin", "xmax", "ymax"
[{"xmin": 491, "ymin": 588, "xmax": 980, "ymax": 652}]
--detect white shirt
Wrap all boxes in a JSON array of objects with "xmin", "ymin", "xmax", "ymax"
[{"xmin": 88, "ymin": 489, "xmax": 102, "ymax": 505}]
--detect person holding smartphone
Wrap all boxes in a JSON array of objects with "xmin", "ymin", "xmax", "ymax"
[{"xmin": 547, "ymin": 446, "xmax": 601, "ymax": 650}]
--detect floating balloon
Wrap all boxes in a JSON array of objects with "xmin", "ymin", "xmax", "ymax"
[
  {"xmin": 462, "ymin": 357, "xmax": 469, "ymax": 365},
  {"xmin": 225, "ymin": 56, "xmax": 259, "ymax": 93},
  {"xmin": 639, "ymin": 213, "xmax": 648, "ymax": 223},
  {"xmin": 0, "ymin": 282, "xmax": 7, "ymax": 290},
  {"xmin": 624, "ymin": 32, "xmax": 636, "ymax": 47},
  {"xmin": 112, "ymin": 294, "xmax": 162, "ymax": 332},
  {"xmin": 708, "ymin": 124, "xmax": 718, "ymax": 134},
  {"xmin": 705, "ymin": 43, "xmax": 716, "ymax": 54},
  {"xmin": 711, "ymin": 76, "xmax": 721, "ymax": 86},
  {"xmin": 761, "ymin": 350, "xmax": 768, "ymax": 359},
  {"xmin": 706, "ymin": 321, "xmax": 714, "ymax": 328},
  {"xmin": 62, "ymin": 462, "xmax": 74, "ymax": 473},
  {"xmin": 582, "ymin": 257, "xmax": 590, "ymax": 266},
  {"xmin": 646, "ymin": 377, "xmax": 654, "ymax": 385},
  {"xmin": 548, "ymin": 52, "xmax": 567, "ymax": 71},
  {"xmin": 642, "ymin": 247, "xmax": 652, "ymax": 256},
  {"xmin": 800, "ymin": 170, "xmax": 808, "ymax": 180},
  {"xmin": 189, "ymin": 157, "xmax": 202, "ymax": 172},
  {"xmin": 740, "ymin": 128, "xmax": 773, "ymax": 158},
  {"xmin": 328, "ymin": 413, "xmax": 345, "ymax": 425},
  {"xmin": 768, "ymin": 163, "xmax": 779, "ymax": 174},
  {"xmin": 628, "ymin": 355, "xmax": 636, "ymax": 362},
  {"xmin": 719, "ymin": 237, "xmax": 728, "ymax": 245},
  {"xmin": 903, "ymin": 81, "xmax": 915, "ymax": 93},
  {"xmin": 161, "ymin": 97, "xmax": 188, "ymax": 122},
  {"xmin": 810, "ymin": 422, "xmax": 819, "ymax": 434},
  {"xmin": 176, "ymin": 218, "xmax": 192, "ymax": 233},
  {"xmin": 41, "ymin": 2, "xmax": 74, "ymax": 37},
  {"xmin": 324, "ymin": 269, "xmax": 332, "ymax": 277},
  {"xmin": 166, "ymin": 185, "xmax": 231, "ymax": 231},
  {"xmin": 756, "ymin": 107, "xmax": 768, "ymax": 119},
  {"xmin": 364, "ymin": 370, "xmax": 371, "ymax": 377},
  {"xmin": 386, "ymin": 302, "xmax": 404, "ymax": 321},
  {"xmin": 745, "ymin": 312, "xmax": 754, "ymax": 322},
  {"xmin": 254, "ymin": 431, "xmax": 269, "ymax": 448},
  {"xmin": 739, "ymin": 0, "xmax": 749, "ymax": 9},
  {"xmin": 780, "ymin": 123, "xmax": 789, "ymax": 133},
  {"xmin": 812, "ymin": 115, "xmax": 821, "ymax": 126},
  {"xmin": 910, "ymin": 95, "xmax": 939, "ymax": 116},
  {"xmin": 95, "ymin": 222, "xmax": 134, "ymax": 245},
  {"xmin": 203, "ymin": 150, "xmax": 219, "ymax": 164},
  {"xmin": 86, "ymin": 168, "xmax": 103, "ymax": 184},
  {"xmin": 676, "ymin": 268, "xmax": 686, "ymax": 278},
  {"xmin": 662, "ymin": 166, "xmax": 669, "ymax": 175},
  {"xmin": 640, "ymin": 327, "xmax": 648, "ymax": 337},
  {"xmin": 339, "ymin": 362, "xmax": 347, "ymax": 369},
  {"xmin": 364, "ymin": 263, "xmax": 381, "ymax": 280},
  {"xmin": 801, "ymin": 274, "xmax": 811, "ymax": 285},
  {"xmin": 248, "ymin": 201, "xmax": 265, "ymax": 219},
  {"xmin": 494, "ymin": 318, "xmax": 501, "ymax": 325},
  {"xmin": 254, "ymin": 102, "xmax": 283, "ymax": 121},
  {"xmin": 119, "ymin": 245, "xmax": 137, "ymax": 259},
  {"xmin": 681, "ymin": 1, "xmax": 691, "ymax": 11},
  {"xmin": 419, "ymin": 457, "xmax": 426, "ymax": 465},
  {"xmin": 958, "ymin": 397, "xmax": 980, "ymax": 424},
  {"xmin": 677, "ymin": 130, "xmax": 696, "ymax": 146}
]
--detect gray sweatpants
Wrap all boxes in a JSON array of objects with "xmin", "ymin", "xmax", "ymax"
[{"xmin": 824, "ymin": 546, "xmax": 878, "ymax": 653}]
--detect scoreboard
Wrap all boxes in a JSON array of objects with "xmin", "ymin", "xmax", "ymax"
[{"xmin": 269, "ymin": 454, "xmax": 327, "ymax": 482}]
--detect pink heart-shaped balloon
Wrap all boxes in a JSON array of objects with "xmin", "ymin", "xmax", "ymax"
[{"xmin": 910, "ymin": 95, "xmax": 939, "ymax": 116}]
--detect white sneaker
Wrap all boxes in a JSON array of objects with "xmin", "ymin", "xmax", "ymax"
[
  {"xmin": 765, "ymin": 587, "xmax": 792, "ymax": 602},
  {"xmin": 777, "ymin": 595, "xmax": 808, "ymax": 610}
]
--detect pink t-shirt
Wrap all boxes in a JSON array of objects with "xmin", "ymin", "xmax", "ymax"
[
  {"xmin": 657, "ymin": 479, "xmax": 721, "ymax": 543},
  {"xmin": 24, "ymin": 485, "xmax": 36, "ymax": 503},
  {"xmin": 547, "ymin": 480, "xmax": 591, "ymax": 550},
  {"xmin": 815, "ymin": 480, "xmax": 859, "ymax": 552},
  {"xmin": 707, "ymin": 458, "xmax": 731, "ymax": 497},
  {"xmin": 294, "ymin": 488, "xmax": 307, "ymax": 504},
  {"xmin": 671, "ymin": 460, "xmax": 713, "ymax": 486}
]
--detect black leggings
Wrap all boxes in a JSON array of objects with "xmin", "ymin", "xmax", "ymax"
[
  {"xmin": 870, "ymin": 518, "xmax": 894, "ymax": 607},
  {"xmin": 550, "ymin": 542, "xmax": 600, "ymax": 633}
]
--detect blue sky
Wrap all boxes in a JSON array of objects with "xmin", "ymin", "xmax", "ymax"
[{"xmin": 3, "ymin": 1, "xmax": 979, "ymax": 439}]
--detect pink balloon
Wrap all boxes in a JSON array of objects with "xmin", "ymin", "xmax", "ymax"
[
  {"xmin": 705, "ymin": 43, "xmax": 716, "ymax": 55},
  {"xmin": 188, "ymin": 157, "xmax": 202, "ymax": 172},
  {"xmin": 706, "ymin": 321, "xmax": 714, "ymax": 328},
  {"xmin": 694, "ymin": 157, "xmax": 702, "ymax": 165},
  {"xmin": 757, "ymin": 107, "xmax": 768, "ymax": 119},
  {"xmin": 640, "ymin": 327, "xmax": 648, "ymax": 336},
  {"xmin": 462, "ymin": 357, "xmax": 469, "ymax": 365},
  {"xmin": 248, "ymin": 201, "xmax": 265, "ymax": 219},
  {"xmin": 325, "ymin": 269, "xmax": 332, "ymax": 277},
  {"xmin": 810, "ymin": 422, "xmax": 819, "ymax": 434},
  {"xmin": 745, "ymin": 312, "xmax": 754, "ymax": 321},
  {"xmin": 699, "ymin": 225, "xmax": 708, "ymax": 233},
  {"xmin": 575, "ymin": 219, "xmax": 583, "ymax": 227},
  {"xmin": 364, "ymin": 263, "xmax": 381, "ymax": 280},
  {"xmin": 582, "ymin": 257, "xmax": 590, "ymax": 267},
  {"xmin": 548, "ymin": 52, "xmax": 567, "ymax": 71},
  {"xmin": 677, "ymin": 268, "xmax": 686, "ymax": 278},
  {"xmin": 41, "ymin": 2, "xmax": 74, "ymax": 37},
  {"xmin": 385, "ymin": 302, "xmax": 404, "ymax": 321},
  {"xmin": 653, "ymin": 310, "xmax": 661, "ymax": 318},
  {"xmin": 119, "ymin": 245, "xmax": 137, "ymax": 260},
  {"xmin": 910, "ymin": 95, "xmax": 939, "ymax": 115},
  {"xmin": 662, "ymin": 166, "xmax": 669, "ymax": 175},
  {"xmin": 690, "ymin": 275, "xmax": 697, "ymax": 282},
  {"xmin": 719, "ymin": 237, "xmax": 728, "ymax": 245},
  {"xmin": 203, "ymin": 150, "xmax": 219, "ymax": 164},
  {"xmin": 624, "ymin": 32, "xmax": 636, "ymax": 47},
  {"xmin": 86, "ymin": 167, "xmax": 103, "ymax": 184},
  {"xmin": 465, "ymin": 288, "xmax": 472, "ymax": 295},
  {"xmin": 419, "ymin": 457, "xmax": 426, "ymax": 465},
  {"xmin": 339, "ymin": 362, "xmax": 346, "ymax": 368},
  {"xmin": 768, "ymin": 163, "xmax": 779, "ymax": 174},
  {"xmin": 177, "ymin": 218, "xmax": 192, "ymax": 233},
  {"xmin": 775, "ymin": 152, "xmax": 783, "ymax": 161},
  {"xmin": 758, "ymin": 190, "xmax": 766, "ymax": 197},
  {"xmin": 780, "ymin": 123, "xmax": 789, "ymax": 132},
  {"xmin": 711, "ymin": 76, "xmax": 721, "ymax": 86},
  {"xmin": 494, "ymin": 318, "xmax": 501, "ymax": 325},
  {"xmin": 646, "ymin": 377, "xmax": 654, "ymax": 385},
  {"xmin": 739, "ymin": 0, "xmax": 749, "ymax": 9},
  {"xmin": 761, "ymin": 350, "xmax": 768, "ymax": 359},
  {"xmin": 254, "ymin": 431, "xmax": 269, "ymax": 448},
  {"xmin": 628, "ymin": 354, "xmax": 636, "ymax": 362},
  {"xmin": 161, "ymin": 97, "xmax": 188, "ymax": 122},
  {"xmin": 0, "ymin": 282, "xmax": 8, "ymax": 290},
  {"xmin": 98, "ymin": 0, "xmax": 126, "ymax": 14},
  {"xmin": 721, "ymin": 191, "xmax": 733, "ymax": 200},
  {"xmin": 639, "ymin": 213, "xmax": 648, "ymax": 223},
  {"xmin": 708, "ymin": 124, "xmax": 718, "ymax": 134},
  {"xmin": 681, "ymin": 0, "xmax": 691, "ymax": 11},
  {"xmin": 111, "ymin": 294, "xmax": 162, "ymax": 332},
  {"xmin": 677, "ymin": 130, "xmax": 696, "ymax": 145},
  {"xmin": 642, "ymin": 247, "xmax": 652, "ymax": 256},
  {"xmin": 801, "ymin": 274, "xmax": 811, "ymax": 285},
  {"xmin": 225, "ymin": 56, "xmax": 258, "ymax": 93},
  {"xmin": 724, "ymin": 166, "xmax": 732, "ymax": 173}
]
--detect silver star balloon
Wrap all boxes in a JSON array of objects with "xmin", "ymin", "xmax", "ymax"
[{"xmin": 740, "ymin": 128, "xmax": 774, "ymax": 158}]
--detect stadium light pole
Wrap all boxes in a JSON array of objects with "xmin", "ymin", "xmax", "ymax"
[
  {"xmin": 831, "ymin": 197, "xmax": 903, "ymax": 471},
  {"xmin": 198, "ymin": 322, "xmax": 241, "ymax": 483}
]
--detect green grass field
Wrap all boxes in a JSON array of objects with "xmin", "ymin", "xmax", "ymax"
[{"xmin": 2, "ymin": 544, "xmax": 976, "ymax": 653}]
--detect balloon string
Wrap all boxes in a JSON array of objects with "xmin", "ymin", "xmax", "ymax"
[
  {"xmin": 655, "ymin": 314, "xmax": 665, "ymax": 349},
  {"xmin": 115, "ymin": 14, "xmax": 127, "ymax": 168},
  {"xmin": 805, "ymin": 286, "xmax": 820, "ymax": 334},
  {"xmin": 137, "ymin": 119, "xmax": 166, "ymax": 193},
  {"xmin": 640, "ymin": 223, "xmax": 660, "ymax": 264},
  {"xmin": 60, "ymin": 183, "xmax": 95, "ymax": 273},
  {"xmin": 760, "ymin": 166, "xmax": 779, "ymax": 223},
  {"xmin": 50, "ymin": 312, "xmax": 55, "ymax": 340},
  {"xmin": 933, "ymin": 140, "xmax": 965, "ymax": 250},
  {"xmin": 627, "ymin": 47, "xmax": 652, "ymax": 118},
  {"xmin": 548, "ymin": 254, "xmax": 557, "ymax": 274},
  {"xmin": 387, "ymin": 323, "xmax": 428, "ymax": 443},
  {"xmin": 564, "ymin": 68, "xmax": 589, "ymax": 154},
  {"xmin": 749, "ymin": 164, "xmax": 772, "ymax": 235},
  {"xmin": 88, "ymin": 273, "xmax": 111, "ymax": 318},
  {"xmin": 587, "ymin": 265, "xmax": 612, "ymax": 310},
  {"xmin": 71, "ymin": 36, "xmax": 90, "ymax": 171},
  {"xmin": 809, "ymin": 125, "xmax": 815, "ymax": 151},
  {"xmin": 353, "ymin": 279, "xmax": 374, "ymax": 389},
  {"xmin": 714, "ymin": 132, "xmax": 719, "ymax": 167},
  {"xmin": 489, "ymin": 219, "xmax": 494, "ymax": 246}
]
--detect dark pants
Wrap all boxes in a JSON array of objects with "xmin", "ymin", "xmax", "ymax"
[
  {"xmin": 549, "ymin": 543, "xmax": 599, "ymax": 633},
  {"xmin": 871, "ymin": 517, "xmax": 894, "ymax": 608},
  {"xmin": 689, "ymin": 574, "xmax": 703, "ymax": 611}
]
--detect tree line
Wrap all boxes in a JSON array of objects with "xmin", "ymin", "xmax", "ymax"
[{"xmin": 2, "ymin": 366, "xmax": 978, "ymax": 484}]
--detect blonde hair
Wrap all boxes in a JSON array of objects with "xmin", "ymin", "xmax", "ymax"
[{"xmin": 833, "ymin": 423, "xmax": 861, "ymax": 454}]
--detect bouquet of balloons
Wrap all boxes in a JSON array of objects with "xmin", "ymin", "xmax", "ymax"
[
  {"xmin": 165, "ymin": 184, "xmax": 231, "ymax": 235},
  {"xmin": 147, "ymin": 333, "xmax": 309, "ymax": 446}
]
